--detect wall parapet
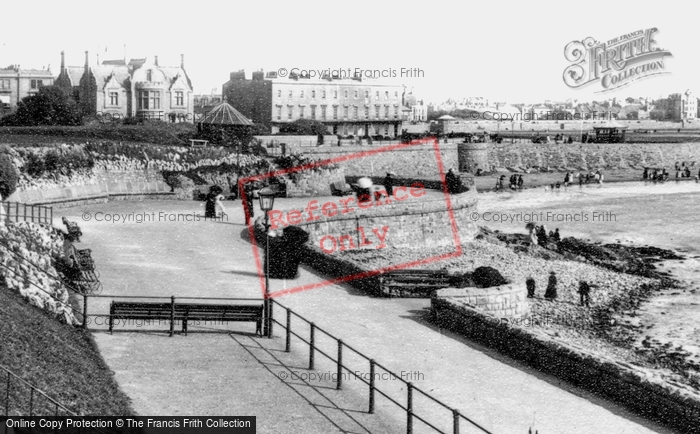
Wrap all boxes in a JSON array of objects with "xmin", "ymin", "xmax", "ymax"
[
  {"xmin": 430, "ymin": 297, "xmax": 700, "ymax": 434},
  {"xmin": 435, "ymin": 285, "xmax": 528, "ymax": 319}
]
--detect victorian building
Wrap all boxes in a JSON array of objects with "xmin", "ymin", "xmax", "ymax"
[
  {"xmin": 55, "ymin": 51, "xmax": 194, "ymax": 122},
  {"xmin": 223, "ymin": 70, "xmax": 404, "ymax": 137},
  {"xmin": 0, "ymin": 65, "xmax": 55, "ymax": 115}
]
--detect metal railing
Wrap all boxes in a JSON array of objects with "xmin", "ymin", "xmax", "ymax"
[
  {"xmin": 1, "ymin": 364, "xmax": 78, "ymax": 417},
  {"xmin": 1, "ymin": 201, "xmax": 53, "ymax": 225},
  {"xmin": 270, "ymin": 299, "xmax": 493, "ymax": 434}
]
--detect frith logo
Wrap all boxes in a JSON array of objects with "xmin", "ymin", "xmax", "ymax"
[{"xmin": 563, "ymin": 28, "xmax": 672, "ymax": 92}]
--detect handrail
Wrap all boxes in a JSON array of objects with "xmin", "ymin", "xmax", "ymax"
[
  {"xmin": 271, "ymin": 299, "xmax": 493, "ymax": 434},
  {"xmin": 1, "ymin": 363, "xmax": 77, "ymax": 417},
  {"xmin": 0, "ymin": 201, "xmax": 53, "ymax": 225}
]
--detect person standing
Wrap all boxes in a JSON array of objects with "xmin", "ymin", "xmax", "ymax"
[
  {"xmin": 526, "ymin": 277, "xmax": 536, "ymax": 298},
  {"xmin": 544, "ymin": 271, "xmax": 557, "ymax": 301},
  {"xmin": 242, "ymin": 183, "xmax": 255, "ymax": 225},
  {"xmin": 517, "ymin": 174, "xmax": 524, "ymax": 189},
  {"xmin": 384, "ymin": 172, "xmax": 395, "ymax": 196},
  {"xmin": 578, "ymin": 280, "xmax": 598, "ymax": 306}
]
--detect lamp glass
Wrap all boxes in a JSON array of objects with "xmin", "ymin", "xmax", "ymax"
[{"xmin": 258, "ymin": 187, "xmax": 275, "ymax": 212}]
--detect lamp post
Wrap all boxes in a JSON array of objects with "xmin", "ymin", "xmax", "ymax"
[{"xmin": 258, "ymin": 187, "xmax": 276, "ymax": 338}]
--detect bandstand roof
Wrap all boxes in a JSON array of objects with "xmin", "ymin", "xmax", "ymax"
[{"xmin": 198, "ymin": 101, "xmax": 254, "ymax": 126}]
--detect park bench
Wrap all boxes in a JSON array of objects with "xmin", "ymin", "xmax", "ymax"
[
  {"xmin": 109, "ymin": 301, "xmax": 263, "ymax": 336},
  {"xmin": 378, "ymin": 269, "xmax": 455, "ymax": 298}
]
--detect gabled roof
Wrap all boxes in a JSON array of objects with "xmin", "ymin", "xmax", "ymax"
[
  {"xmin": 159, "ymin": 66, "xmax": 192, "ymax": 90},
  {"xmin": 198, "ymin": 101, "xmax": 254, "ymax": 126},
  {"xmin": 91, "ymin": 65, "xmax": 130, "ymax": 90}
]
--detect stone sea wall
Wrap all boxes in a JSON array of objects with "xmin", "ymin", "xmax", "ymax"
[
  {"xmin": 435, "ymin": 285, "xmax": 528, "ymax": 319},
  {"xmin": 431, "ymin": 297, "xmax": 700, "ymax": 434},
  {"xmin": 292, "ymin": 141, "xmax": 700, "ymax": 175},
  {"xmin": 275, "ymin": 188, "xmax": 479, "ymax": 252}
]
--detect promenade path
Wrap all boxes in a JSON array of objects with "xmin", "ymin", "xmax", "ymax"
[{"xmin": 62, "ymin": 196, "xmax": 675, "ymax": 434}]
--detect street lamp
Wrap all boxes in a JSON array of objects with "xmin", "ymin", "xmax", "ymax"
[{"xmin": 258, "ymin": 187, "xmax": 276, "ymax": 338}]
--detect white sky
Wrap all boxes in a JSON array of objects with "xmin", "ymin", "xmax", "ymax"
[{"xmin": 1, "ymin": 0, "xmax": 694, "ymax": 104}]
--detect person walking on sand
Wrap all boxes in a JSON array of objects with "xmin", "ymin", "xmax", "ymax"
[
  {"xmin": 526, "ymin": 277, "xmax": 536, "ymax": 298},
  {"xmin": 544, "ymin": 271, "xmax": 557, "ymax": 301}
]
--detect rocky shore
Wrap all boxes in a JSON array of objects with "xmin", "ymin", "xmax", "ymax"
[{"xmin": 336, "ymin": 229, "xmax": 700, "ymax": 390}]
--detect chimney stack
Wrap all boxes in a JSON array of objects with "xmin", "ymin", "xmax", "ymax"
[
  {"xmin": 154, "ymin": 55, "xmax": 159, "ymax": 66},
  {"xmin": 180, "ymin": 54, "xmax": 184, "ymax": 69},
  {"xmin": 84, "ymin": 51, "xmax": 89, "ymax": 68},
  {"xmin": 60, "ymin": 51, "xmax": 65, "ymax": 73}
]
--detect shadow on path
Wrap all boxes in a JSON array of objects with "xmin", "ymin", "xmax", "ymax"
[
  {"xmin": 229, "ymin": 334, "xmax": 398, "ymax": 434},
  {"xmin": 398, "ymin": 307, "xmax": 676, "ymax": 434}
]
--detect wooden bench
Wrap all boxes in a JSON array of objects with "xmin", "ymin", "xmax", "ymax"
[
  {"xmin": 378, "ymin": 269, "xmax": 455, "ymax": 298},
  {"xmin": 109, "ymin": 301, "xmax": 263, "ymax": 336}
]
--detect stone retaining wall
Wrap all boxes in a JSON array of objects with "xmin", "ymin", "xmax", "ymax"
[
  {"xmin": 286, "ymin": 189, "xmax": 479, "ymax": 252},
  {"xmin": 431, "ymin": 297, "xmax": 700, "ymax": 434},
  {"xmin": 435, "ymin": 286, "xmax": 528, "ymax": 319}
]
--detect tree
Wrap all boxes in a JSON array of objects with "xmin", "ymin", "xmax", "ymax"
[
  {"xmin": 627, "ymin": 111, "xmax": 639, "ymax": 120},
  {"xmin": 0, "ymin": 146, "xmax": 19, "ymax": 199},
  {"xmin": 625, "ymin": 97, "xmax": 636, "ymax": 104},
  {"xmin": 10, "ymin": 85, "xmax": 82, "ymax": 126},
  {"xmin": 278, "ymin": 119, "xmax": 328, "ymax": 136}
]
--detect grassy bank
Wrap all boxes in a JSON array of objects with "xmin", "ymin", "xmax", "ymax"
[{"xmin": 0, "ymin": 284, "xmax": 133, "ymax": 415}]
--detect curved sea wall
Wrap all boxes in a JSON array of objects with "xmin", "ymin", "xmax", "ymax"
[{"xmin": 274, "ymin": 187, "xmax": 479, "ymax": 251}]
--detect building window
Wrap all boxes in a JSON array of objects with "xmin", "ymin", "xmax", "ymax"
[
  {"xmin": 109, "ymin": 92, "xmax": 119, "ymax": 106},
  {"xmin": 277, "ymin": 106, "xmax": 282, "ymax": 120},
  {"xmin": 375, "ymin": 105, "xmax": 380, "ymax": 119},
  {"xmin": 311, "ymin": 90, "xmax": 316, "ymax": 98},
  {"xmin": 343, "ymin": 106, "xmax": 349, "ymax": 119},
  {"xmin": 139, "ymin": 91, "xmax": 160, "ymax": 110},
  {"xmin": 365, "ymin": 91, "xmax": 369, "ymax": 98},
  {"xmin": 288, "ymin": 106, "xmax": 293, "ymax": 119},
  {"xmin": 334, "ymin": 91, "xmax": 338, "ymax": 99},
  {"xmin": 146, "ymin": 70, "xmax": 152, "ymax": 82},
  {"xmin": 0, "ymin": 79, "xmax": 10, "ymax": 89},
  {"xmin": 353, "ymin": 106, "xmax": 358, "ymax": 119},
  {"xmin": 300, "ymin": 106, "xmax": 305, "ymax": 118},
  {"xmin": 385, "ymin": 106, "xmax": 390, "ymax": 118},
  {"xmin": 385, "ymin": 91, "xmax": 389, "ymax": 100},
  {"xmin": 289, "ymin": 90, "xmax": 293, "ymax": 98},
  {"xmin": 376, "ymin": 91, "xmax": 379, "ymax": 98},
  {"xmin": 277, "ymin": 90, "xmax": 282, "ymax": 98},
  {"xmin": 321, "ymin": 105, "xmax": 327, "ymax": 120},
  {"xmin": 310, "ymin": 105, "xmax": 316, "ymax": 119},
  {"xmin": 344, "ymin": 90, "xmax": 348, "ymax": 98},
  {"xmin": 30, "ymin": 79, "xmax": 43, "ymax": 89},
  {"xmin": 300, "ymin": 90, "xmax": 304, "ymax": 98},
  {"xmin": 394, "ymin": 106, "xmax": 398, "ymax": 118},
  {"xmin": 364, "ymin": 106, "xmax": 369, "ymax": 119},
  {"xmin": 354, "ymin": 90, "xmax": 358, "ymax": 98},
  {"xmin": 175, "ymin": 91, "xmax": 184, "ymax": 106},
  {"xmin": 322, "ymin": 90, "xmax": 326, "ymax": 99},
  {"xmin": 333, "ymin": 106, "xmax": 338, "ymax": 120}
]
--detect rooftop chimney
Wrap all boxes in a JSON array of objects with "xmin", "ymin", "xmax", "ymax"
[
  {"xmin": 180, "ymin": 54, "xmax": 184, "ymax": 69},
  {"xmin": 60, "ymin": 51, "xmax": 65, "ymax": 73},
  {"xmin": 154, "ymin": 55, "xmax": 159, "ymax": 66},
  {"xmin": 84, "ymin": 51, "xmax": 89, "ymax": 68}
]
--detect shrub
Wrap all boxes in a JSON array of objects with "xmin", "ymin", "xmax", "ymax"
[
  {"xmin": 0, "ymin": 151, "xmax": 19, "ymax": 198},
  {"xmin": 472, "ymin": 266, "xmax": 509, "ymax": 288}
]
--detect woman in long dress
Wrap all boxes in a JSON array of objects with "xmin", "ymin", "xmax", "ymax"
[{"xmin": 215, "ymin": 193, "xmax": 227, "ymax": 218}]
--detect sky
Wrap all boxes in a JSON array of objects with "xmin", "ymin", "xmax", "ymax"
[{"xmin": 1, "ymin": 0, "xmax": 695, "ymax": 105}]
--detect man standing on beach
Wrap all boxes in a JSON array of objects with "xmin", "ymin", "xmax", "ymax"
[{"xmin": 578, "ymin": 280, "xmax": 597, "ymax": 307}]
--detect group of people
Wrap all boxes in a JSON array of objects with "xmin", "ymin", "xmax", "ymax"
[
  {"xmin": 642, "ymin": 164, "xmax": 700, "ymax": 182},
  {"xmin": 204, "ymin": 185, "xmax": 228, "ymax": 219},
  {"xmin": 496, "ymin": 174, "xmax": 524, "ymax": 191},
  {"xmin": 526, "ymin": 273, "xmax": 598, "ymax": 306},
  {"xmin": 528, "ymin": 224, "xmax": 561, "ymax": 247}
]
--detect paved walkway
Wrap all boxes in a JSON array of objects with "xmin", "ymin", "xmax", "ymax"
[{"xmin": 63, "ymin": 198, "xmax": 674, "ymax": 433}]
